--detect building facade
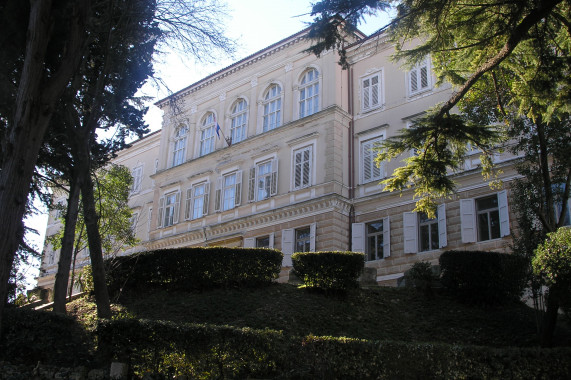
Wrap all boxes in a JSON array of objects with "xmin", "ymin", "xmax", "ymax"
[{"xmin": 37, "ymin": 28, "xmax": 532, "ymax": 290}]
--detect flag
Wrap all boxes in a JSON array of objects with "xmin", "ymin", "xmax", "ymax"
[{"xmin": 215, "ymin": 123, "xmax": 221, "ymax": 139}]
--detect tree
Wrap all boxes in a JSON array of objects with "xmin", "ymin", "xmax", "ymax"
[
  {"xmin": 307, "ymin": 0, "xmax": 571, "ymax": 213},
  {"xmin": 48, "ymin": 165, "xmax": 137, "ymax": 308}
]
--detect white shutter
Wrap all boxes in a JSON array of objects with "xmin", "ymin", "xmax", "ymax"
[
  {"xmin": 309, "ymin": 222, "xmax": 316, "ymax": 252},
  {"xmin": 362, "ymin": 78, "xmax": 370, "ymax": 109},
  {"xmin": 248, "ymin": 167, "xmax": 256, "ymax": 202},
  {"xmin": 270, "ymin": 158, "xmax": 278, "ymax": 196},
  {"xmin": 498, "ymin": 190, "xmax": 510, "ymax": 237},
  {"xmin": 437, "ymin": 203, "xmax": 447, "ymax": 248},
  {"xmin": 235, "ymin": 170, "xmax": 242, "ymax": 206},
  {"xmin": 460, "ymin": 199, "xmax": 476, "ymax": 243},
  {"xmin": 281, "ymin": 229, "xmax": 294, "ymax": 266},
  {"xmin": 382, "ymin": 216, "xmax": 390, "ymax": 257},
  {"xmin": 304, "ymin": 147, "xmax": 312, "ymax": 187},
  {"xmin": 244, "ymin": 238, "xmax": 255, "ymax": 248},
  {"xmin": 403, "ymin": 212, "xmax": 418, "ymax": 254},
  {"xmin": 371, "ymin": 75, "xmax": 379, "ymax": 107},
  {"xmin": 352, "ymin": 223, "xmax": 365, "ymax": 253},
  {"xmin": 214, "ymin": 177, "xmax": 222, "ymax": 212},
  {"xmin": 185, "ymin": 188, "xmax": 193, "ymax": 220},
  {"xmin": 203, "ymin": 182, "xmax": 210, "ymax": 216},
  {"xmin": 410, "ymin": 69, "xmax": 418, "ymax": 93},
  {"xmin": 173, "ymin": 191, "xmax": 181, "ymax": 224},
  {"xmin": 269, "ymin": 232, "xmax": 275, "ymax": 248},
  {"xmin": 148, "ymin": 207, "xmax": 152, "ymax": 232},
  {"xmin": 157, "ymin": 196, "xmax": 165, "ymax": 228}
]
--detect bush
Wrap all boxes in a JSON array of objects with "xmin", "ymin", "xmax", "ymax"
[
  {"xmin": 97, "ymin": 318, "xmax": 571, "ymax": 379},
  {"xmin": 106, "ymin": 247, "xmax": 283, "ymax": 294},
  {"xmin": 439, "ymin": 250, "xmax": 529, "ymax": 304},
  {"xmin": 292, "ymin": 251, "xmax": 364, "ymax": 290},
  {"xmin": 404, "ymin": 261, "xmax": 436, "ymax": 295}
]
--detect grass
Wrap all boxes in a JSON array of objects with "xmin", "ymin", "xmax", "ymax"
[{"xmin": 66, "ymin": 283, "xmax": 570, "ymax": 348}]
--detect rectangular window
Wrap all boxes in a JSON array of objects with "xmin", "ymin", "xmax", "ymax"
[
  {"xmin": 185, "ymin": 182, "xmax": 210, "ymax": 220},
  {"xmin": 418, "ymin": 212, "xmax": 439, "ymax": 252},
  {"xmin": 215, "ymin": 171, "xmax": 242, "ymax": 212},
  {"xmin": 256, "ymin": 236, "xmax": 270, "ymax": 248},
  {"xmin": 148, "ymin": 207, "xmax": 153, "ymax": 233},
  {"xmin": 131, "ymin": 166, "xmax": 143, "ymax": 194},
  {"xmin": 361, "ymin": 136, "xmax": 384, "ymax": 183},
  {"xmin": 159, "ymin": 191, "xmax": 180, "ymax": 228},
  {"xmin": 409, "ymin": 58, "xmax": 431, "ymax": 96},
  {"xmin": 200, "ymin": 126, "xmax": 215, "ymax": 156},
  {"xmin": 366, "ymin": 220, "xmax": 386, "ymax": 261},
  {"xmin": 403, "ymin": 204, "xmax": 447, "ymax": 254},
  {"xmin": 172, "ymin": 137, "xmax": 186, "ymax": 167},
  {"xmin": 362, "ymin": 72, "xmax": 381, "ymax": 111},
  {"xmin": 293, "ymin": 146, "xmax": 312, "ymax": 190},
  {"xmin": 295, "ymin": 227, "xmax": 311, "ymax": 253},
  {"xmin": 248, "ymin": 159, "xmax": 278, "ymax": 202},
  {"xmin": 130, "ymin": 212, "xmax": 139, "ymax": 233},
  {"xmin": 476, "ymin": 195, "xmax": 501, "ymax": 241}
]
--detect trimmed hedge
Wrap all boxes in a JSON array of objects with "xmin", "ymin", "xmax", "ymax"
[
  {"xmin": 106, "ymin": 247, "xmax": 282, "ymax": 294},
  {"xmin": 292, "ymin": 251, "xmax": 364, "ymax": 290},
  {"xmin": 439, "ymin": 250, "xmax": 529, "ymax": 304},
  {"xmin": 97, "ymin": 318, "xmax": 571, "ymax": 379}
]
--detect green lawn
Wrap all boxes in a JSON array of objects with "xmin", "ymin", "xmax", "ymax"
[{"xmin": 68, "ymin": 283, "xmax": 569, "ymax": 348}]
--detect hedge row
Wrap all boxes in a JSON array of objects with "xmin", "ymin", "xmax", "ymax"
[
  {"xmin": 106, "ymin": 247, "xmax": 282, "ymax": 294},
  {"xmin": 439, "ymin": 250, "xmax": 529, "ymax": 304},
  {"xmin": 97, "ymin": 318, "xmax": 571, "ymax": 379},
  {"xmin": 292, "ymin": 251, "xmax": 364, "ymax": 290}
]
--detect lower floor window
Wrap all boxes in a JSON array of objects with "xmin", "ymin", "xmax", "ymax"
[
  {"xmin": 256, "ymin": 236, "xmax": 270, "ymax": 248},
  {"xmin": 419, "ymin": 212, "xmax": 439, "ymax": 252},
  {"xmin": 476, "ymin": 195, "xmax": 500, "ymax": 241},
  {"xmin": 295, "ymin": 227, "xmax": 311, "ymax": 252},
  {"xmin": 366, "ymin": 220, "xmax": 385, "ymax": 261}
]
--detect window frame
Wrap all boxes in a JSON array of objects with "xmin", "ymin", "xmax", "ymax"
[
  {"xmin": 248, "ymin": 158, "xmax": 278, "ymax": 202},
  {"xmin": 460, "ymin": 191, "xmax": 510, "ymax": 243},
  {"xmin": 157, "ymin": 190, "xmax": 181, "ymax": 228},
  {"xmin": 361, "ymin": 71, "xmax": 383, "ymax": 112},
  {"xmin": 214, "ymin": 170, "xmax": 243, "ymax": 212},
  {"xmin": 292, "ymin": 145, "xmax": 313, "ymax": 190},
  {"xmin": 185, "ymin": 181, "xmax": 210, "ymax": 220},
  {"xmin": 262, "ymin": 84, "xmax": 282, "ymax": 132},
  {"xmin": 131, "ymin": 166, "xmax": 143, "ymax": 194},
  {"xmin": 299, "ymin": 68, "xmax": 320, "ymax": 118},
  {"xmin": 244, "ymin": 233, "xmax": 275, "ymax": 249},
  {"xmin": 230, "ymin": 98, "xmax": 248, "ymax": 144},
  {"xmin": 199, "ymin": 113, "xmax": 216, "ymax": 157},
  {"xmin": 403, "ymin": 204, "xmax": 447, "ymax": 254},
  {"xmin": 360, "ymin": 133, "xmax": 385, "ymax": 184},
  {"xmin": 352, "ymin": 218, "xmax": 390, "ymax": 261},
  {"xmin": 171, "ymin": 125, "xmax": 188, "ymax": 167},
  {"xmin": 408, "ymin": 57, "xmax": 432, "ymax": 97}
]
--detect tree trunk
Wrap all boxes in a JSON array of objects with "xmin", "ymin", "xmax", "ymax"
[
  {"xmin": 541, "ymin": 288, "xmax": 560, "ymax": 347},
  {"xmin": 78, "ymin": 152, "xmax": 111, "ymax": 319},
  {"xmin": 53, "ymin": 175, "xmax": 81, "ymax": 314}
]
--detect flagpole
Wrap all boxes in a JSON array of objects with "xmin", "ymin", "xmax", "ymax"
[{"xmin": 215, "ymin": 119, "xmax": 232, "ymax": 147}]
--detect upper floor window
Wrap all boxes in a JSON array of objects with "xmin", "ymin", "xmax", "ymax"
[
  {"xmin": 158, "ymin": 191, "xmax": 181, "ymax": 228},
  {"xmin": 293, "ymin": 146, "xmax": 312, "ymax": 190},
  {"xmin": 172, "ymin": 125, "xmax": 188, "ymax": 167},
  {"xmin": 248, "ymin": 159, "xmax": 278, "ymax": 202},
  {"xmin": 299, "ymin": 68, "xmax": 319, "ymax": 118},
  {"xmin": 361, "ymin": 72, "xmax": 382, "ymax": 112},
  {"xmin": 263, "ymin": 84, "xmax": 282, "ymax": 132},
  {"xmin": 185, "ymin": 182, "xmax": 210, "ymax": 220},
  {"xmin": 230, "ymin": 99, "xmax": 248, "ymax": 144},
  {"xmin": 361, "ymin": 135, "xmax": 385, "ymax": 183},
  {"xmin": 200, "ymin": 113, "xmax": 216, "ymax": 156},
  {"xmin": 408, "ymin": 58, "xmax": 431, "ymax": 96},
  {"xmin": 131, "ymin": 166, "xmax": 143, "ymax": 194},
  {"xmin": 215, "ymin": 171, "xmax": 242, "ymax": 212}
]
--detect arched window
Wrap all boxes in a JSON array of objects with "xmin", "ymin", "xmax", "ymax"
[
  {"xmin": 172, "ymin": 124, "xmax": 188, "ymax": 167},
  {"xmin": 200, "ymin": 113, "xmax": 216, "ymax": 156},
  {"xmin": 230, "ymin": 99, "xmax": 248, "ymax": 143},
  {"xmin": 299, "ymin": 68, "xmax": 319, "ymax": 118},
  {"xmin": 262, "ymin": 84, "xmax": 282, "ymax": 132}
]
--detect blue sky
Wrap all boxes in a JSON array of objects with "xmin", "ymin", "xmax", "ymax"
[{"xmin": 23, "ymin": 0, "xmax": 390, "ymax": 289}]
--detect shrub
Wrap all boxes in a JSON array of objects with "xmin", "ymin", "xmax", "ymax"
[
  {"xmin": 404, "ymin": 261, "xmax": 435, "ymax": 295},
  {"xmin": 76, "ymin": 264, "xmax": 94, "ymax": 293},
  {"xmin": 292, "ymin": 251, "xmax": 364, "ymax": 290},
  {"xmin": 106, "ymin": 247, "xmax": 283, "ymax": 294},
  {"xmin": 439, "ymin": 250, "xmax": 529, "ymax": 304}
]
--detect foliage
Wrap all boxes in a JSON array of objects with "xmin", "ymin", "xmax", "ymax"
[
  {"xmin": 106, "ymin": 247, "xmax": 283, "ymax": 295},
  {"xmin": 533, "ymin": 228, "xmax": 571, "ymax": 299},
  {"xmin": 404, "ymin": 261, "xmax": 435, "ymax": 295},
  {"xmin": 439, "ymin": 250, "xmax": 529, "ymax": 305},
  {"xmin": 76, "ymin": 265, "xmax": 94, "ymax": 294},
  {"xmin": 292, "ymin": 251, "xmax": 364, "ymax": 290},
  {"xmin": 97, "ymin": 317, "xmax": 571, "ymax": 379}
]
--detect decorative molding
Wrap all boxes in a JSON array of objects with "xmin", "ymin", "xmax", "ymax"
[
  {"xmin": 250, "ymin": 77, "xmax": 258, "ymax": 87},
  {"xmin": 285, "ymin": 62, "xmax": 293, "ymax": 72}
]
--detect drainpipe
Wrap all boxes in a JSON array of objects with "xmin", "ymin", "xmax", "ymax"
[{"xmin": 347, "ymin": 64, "xmax": 355, "ymax": 251}]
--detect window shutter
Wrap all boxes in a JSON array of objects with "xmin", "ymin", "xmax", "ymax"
[
  {"xmin": 235, "ymin": 170, "xmax": 242, "ymax": 206},
  {"xmin": 363, "ymin": 78, "xmax": 370, "ymax": 109},
  {"xmin": 244, "ymin": 238, "xmax": 255, "ymax": 248},
  {"xmin": 304, "ymin": 148, "xmax": 312, "ymax": 187},
  {"xmin": 185, "ymin": 188, "xmax": 193, "ymax": 220},
  {"xmin": 148, "ymin": 207, "xmax": 153, "ymax": 233},
  {"xmin": 403, "ymin": 212, "xmax": 418, "ymax": 254},
  {"xmin": 383, "ymin": 216, "xmax": 391, "ymax": 257},
  {"xmin": 214, "ymin": 177, "xmax": 222, "ymax": 212},
  {"xmin": 371, "ymin": 75, "xmax": 379, "ymax": 107},
  {"xmin": 270, "ymin": 158, "xmax": 278, "ymax": 196},
  {"xmin": 269, "ymin": 232, "xmax": 275, "ymax": 248},
  {"xmin": 460, "ymin": 199, "xmax": 476, "ymax": 243},
  {"xmin": 294, "ymin": 150, "xmax": 302, "ymax": 189},
  {"xmin": 157, "ymin": 196, "xmax": 165, "ymax": 228},
  {"xmin": 248, "ymin": 167, "xmax": 256, "ymax": 202},
  {"xmin": 437, "ymin": 203, "xmax": 448, "ymax": 248},
  {"xmin": 420, "ymin": 65, "xmax": 428, "ymax": 89},
  {"xmin": 498, "ymin": 190, "xmax": 510, "ymax": 237},
  {"xmin": 281, "ymin": 229, "xmax": 294, "ymax": 266},
  {"xmin": 203, "ymin": 182, "xmax": 210, "ymax": 215},
  {"xmin": 309, "ymin": 223, "xmax": 316, "ymax": 252},
  {"xmin": 351, "ymin": 223, "xmax": 365, "ymax": 253},
  {"xmin": 173, "ymin": 191, "xmax": 181, "ymax": 224},
  {"xmin": 410, "ymin": 69, "xmax": 418, "ymax": 93}
]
